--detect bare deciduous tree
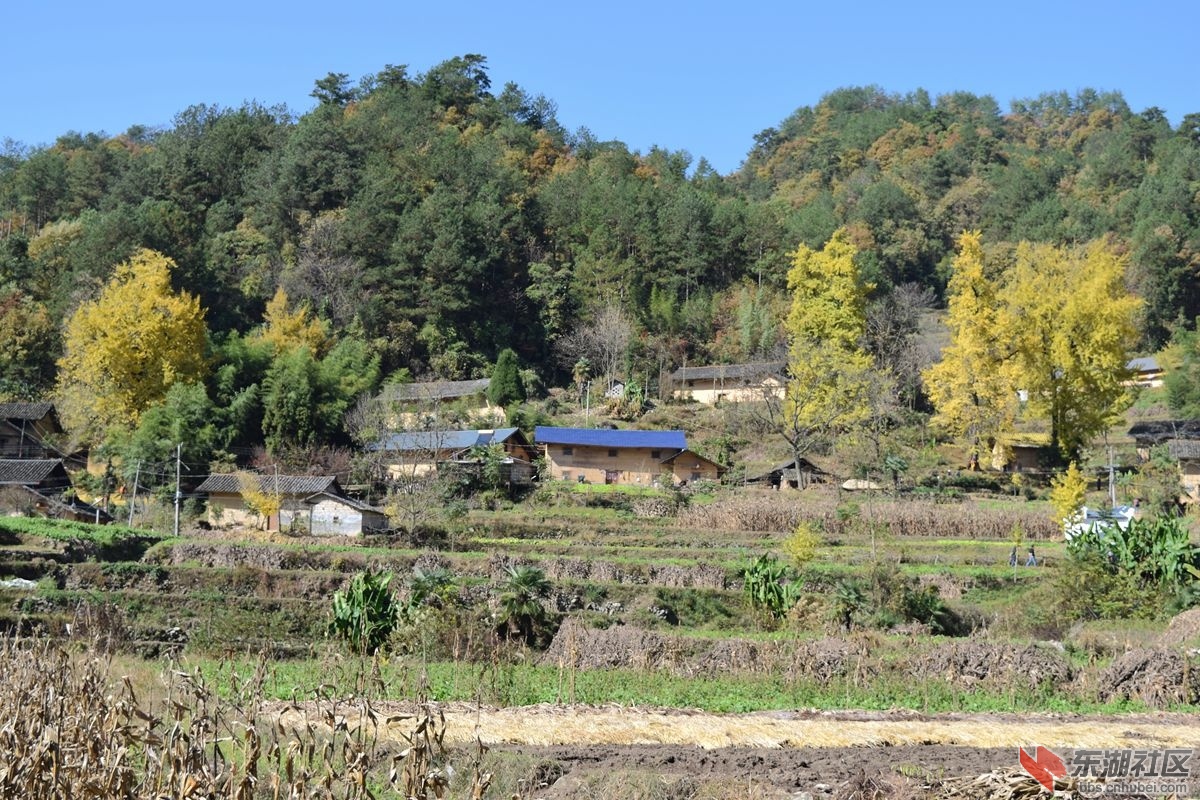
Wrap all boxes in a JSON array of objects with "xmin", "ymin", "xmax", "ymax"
[{"xmin": 556, "ymin": 304, "xmax": 634, "ymax": 391}]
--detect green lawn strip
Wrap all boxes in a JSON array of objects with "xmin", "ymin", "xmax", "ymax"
[
  {"xmin": 0, "ymin": 516, "xmax": 174, "ymax": 547},
  {"xmin": 194, "ymin": 656, "xmax": 1173, "ymax": 715}
]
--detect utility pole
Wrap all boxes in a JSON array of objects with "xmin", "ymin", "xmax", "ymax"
[
  {"xmin": 127, "ymin": 461, "xmax": 140, "ymax": 526},
  {"xmin": 173, "ymin": 444, "xmax": 182, "ymax": 538},
  {"xmin": 1107, "ymin": 446, "xmax": 1117, "ymax": 508},
  {"xmin": 584, "ymin": 380, "xmax": 591, "ymax": 427}
]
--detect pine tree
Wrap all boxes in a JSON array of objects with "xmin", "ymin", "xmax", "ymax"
[{"xmin": 488, "ymin": 348, "xmax": 526, "ymax": 408}]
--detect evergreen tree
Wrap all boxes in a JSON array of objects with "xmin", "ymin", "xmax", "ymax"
[{"xmin": 488, "ymin": 347, "xmax": 525, "ymax": 408}]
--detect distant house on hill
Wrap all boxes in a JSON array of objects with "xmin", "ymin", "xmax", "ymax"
[
  {"xmin": 535, "ymin": 427, "xmax": 723, "ymax": 486},
  {"xmin": 379, "ymin": 378, "xmax": 502, "ymax": 425},
  {"xmin": 668, "ymin": 362, "xmax": 785, "ymax": 405},
  {"xmin": 196, "ymin": 473, "xmax": 386, "ymax": 534},
  {"xmin": 0, "ymin": 402, "xmax": 74, "ymax": 461},
  {"xmin": 0, "ymin": 458, "xmax": 110, "ymax": 522},
  {"xmin": 367, "ymin": 427, "xmax": 535, "ymax": 485},
  {"xmin": 1124, "ymin": 356, "xmax": 1164, "ymax": 388}
]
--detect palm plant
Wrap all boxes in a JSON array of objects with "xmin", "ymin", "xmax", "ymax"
[{"xmin": 498, "ymin": 565, "xmax": 551, "ymax": 645}]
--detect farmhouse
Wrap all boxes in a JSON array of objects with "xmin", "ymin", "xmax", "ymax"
[
  {"xmin": 669, "ymin": 362, "xmax": 785, "ymax": 405},
  {"xmin": 0, "ymin": 402, "xmax": 69, "ymax": 461},
  {"xmin": 1124, "ymin": 356, "xmax": 1164, "ymax": 388},
  {"xmin": 379, "ymin": 378, "xmax": 502, "ymax": 425},
  {"xmin": 196, "ymin": 473, "xmax": 384, "ymax": 534},
  {"xmin": 300, "ymin": 492, "xmax": 389, "ymax": 536},
  {"xmin": 990, "ymin": 435, "xmax": 1050, "ymax": 472},
  {"xmin": 0, "ymin": 458, "xmax": 110, "ymax": 522},
  {"xmin": 368, "ymin": 427, "xmax": 535, "ymax": 483},
  {"xmin": 535, "ymin": 426, "xmax": 721, "ymax": 486}
]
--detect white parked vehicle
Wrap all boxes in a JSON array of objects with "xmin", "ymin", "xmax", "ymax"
[{"xmin": 1063, "ymin": 505, "xmax": 1137, "ymax": 540}]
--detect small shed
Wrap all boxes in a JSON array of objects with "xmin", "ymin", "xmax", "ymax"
[
  {"xmin": 747, "ymin": 457, "xmax": 828, "ymax": 490},
  {"xmin": 0, "ymin": 458, "xmax": 110, "ymax": 522},
  {"xmin": 301, "ymin": 492, "xmax": 389, "ymax": 536},
  {"xmin": 1167, "ymin": 439, "xmax": 1200, "ymax": 503}
]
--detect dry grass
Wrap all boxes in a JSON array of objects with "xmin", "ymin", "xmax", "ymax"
[
  {"xmin": 302, "ymin": 702, "xmax": 1200, "ymax": 751},
  {"xmin": 680, "ymin": 491, "xmax": 1058, "ymax": 539},
  {"xmin": 0, "ymin": 636, "xmax": 491, "ymax": 799}
]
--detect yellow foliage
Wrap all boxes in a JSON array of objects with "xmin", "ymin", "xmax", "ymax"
[
  {"xmin": 57, "ymin": 249, "xmax": 208, "ymax": 440},
  {"xmin": 1003, "ymin": 239, "xmax": 1141, "ymax": 459},
  {"xmin": 258, "ymin": 287, "xmax": 328, "ymax": 355},
  {"xmin": 923, "ymin": 231, "xmax": 1017, "ymax": 455},
  {"xmin": 237, "ymin": 471, "xmax": 281, "ymax": 530},
  {"xmin": 1049, "ymin": 462, "xmax": 1088, "ymax": 527},
  {"xmin": 782, "ymin": 521, "xmax": 822, "ymax": 568},
  {"xmin": 783, "ymin": 229, "xmax": 874, "ymax": 445},
  {"xmin": 925, "ymin": 234, "xmax": 1141, "ymax": 461}
]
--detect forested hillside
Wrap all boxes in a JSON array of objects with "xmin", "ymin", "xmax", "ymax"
[{"xmin": 1, "ymin": 56, "xmax": 1198, "ymax": 457}]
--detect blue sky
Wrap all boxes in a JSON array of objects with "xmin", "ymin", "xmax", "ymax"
[{"xmin": 3, "ymin": 1, "xmax": 1196, "ymax": 174}]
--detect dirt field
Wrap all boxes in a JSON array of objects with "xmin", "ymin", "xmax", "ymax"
[{"xmin": 275, "ymin": 702, "xmax": 1200, "ymax": 797}]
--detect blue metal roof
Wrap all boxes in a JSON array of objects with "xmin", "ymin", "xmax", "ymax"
[
  {"xmin": 534, "ymin": 427, "xmax": 687, "ymax": 450},
  {"xmin": 369, "ymin": 427, "xmax": 520, "ymax": 453}
]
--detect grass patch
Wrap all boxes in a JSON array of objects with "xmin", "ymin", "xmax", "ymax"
[{"xmin": 192, "ymin": 655, "xmax": 1178, "ymax": 715}]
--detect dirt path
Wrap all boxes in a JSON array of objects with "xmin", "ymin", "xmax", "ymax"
[{"xmin": 273, "ymin": 703, "xmax": 1200, "ymax": 797}]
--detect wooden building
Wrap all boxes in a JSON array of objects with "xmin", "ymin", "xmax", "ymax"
[
  {"xmin": 0, "ymin": 458, "xmax": 110, "ymax": 522},
  {"xmin": 0, "ymin": 402, "xmax": 69, "ymax": 460}
]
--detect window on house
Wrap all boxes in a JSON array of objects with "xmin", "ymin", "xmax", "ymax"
[
  {"xmin": 608, "ymin": 449, "xmax": 617, "ymax": 457},
  {"xmin": 691, "ymin": 472, "xmax": 701, "ymax": 482},
  {"xmin": 650, "ymin": 450, "xmax": 661, "ymax": 459},
  {"xmin": 562, "ymin": 446, "xmax": 573, "ymax": 456}
]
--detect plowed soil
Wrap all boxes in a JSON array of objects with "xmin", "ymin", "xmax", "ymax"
[{"xmin": 274, "ymin": 703, "xmax": 1200, "ymax": 798}]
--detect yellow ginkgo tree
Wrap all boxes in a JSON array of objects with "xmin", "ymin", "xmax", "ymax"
[
  {"xmin": 923, "ymin": 231, "xmax": 1018, "ymax": 462},
  {"xmin": 772, "ymin": 228, "xmax": 875, "ymax": 464},
  {"xmin": 57, "ymin": 249, "xmax": 208, "ymax": 441},
  {"xmin": 1003, "ymin": 239, "xmax": 1141, "ymax": 461}
]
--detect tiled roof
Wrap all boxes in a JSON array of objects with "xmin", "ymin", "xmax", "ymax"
[
  {"xmin": 535, "ymin": 427, "xmax": 687, "ymax": 450},
  {"xmin": 1128, "ymin": 420, "xmax": 1200, "ymax": 445},
  {"xmin": 1127, "ymin": 356, "xmax": 1161, "ymax": 372},
  {"xmin": 659, "ymin": 448, "xmax": 726, "ymax": 472},
  {"xmin": 0, "ymin": 402, "xmax": 56, "ymax": 421},
  {"xmin": 1168, "ymin": 439, "xmax": 1200, "ymax": 460},
  {"xmin": 669, "ymin": 362, "xmax": 785, "ymax": 382},
  {"xmin": 0, "ymin": 459, "xmax": 70, "ymax": 487},
  {"xmin": 369, "ymin": 427, "xmax": 520, "ymax": 453},
  {"xmin": 302, "ymin": 492, "xmax": 384, "ymax": 513},
  {"xmin": 382, "ymin": 379, "xmax": 491, "ymax": 402},
  {"xmin": 195, "ymin": 474, "xmax": 340, "ymax": 497}
]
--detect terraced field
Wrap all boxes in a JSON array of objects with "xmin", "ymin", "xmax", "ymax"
[{"xmin": 1, "ymin": 487, "xmax": 1198, "ymax": 797}]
